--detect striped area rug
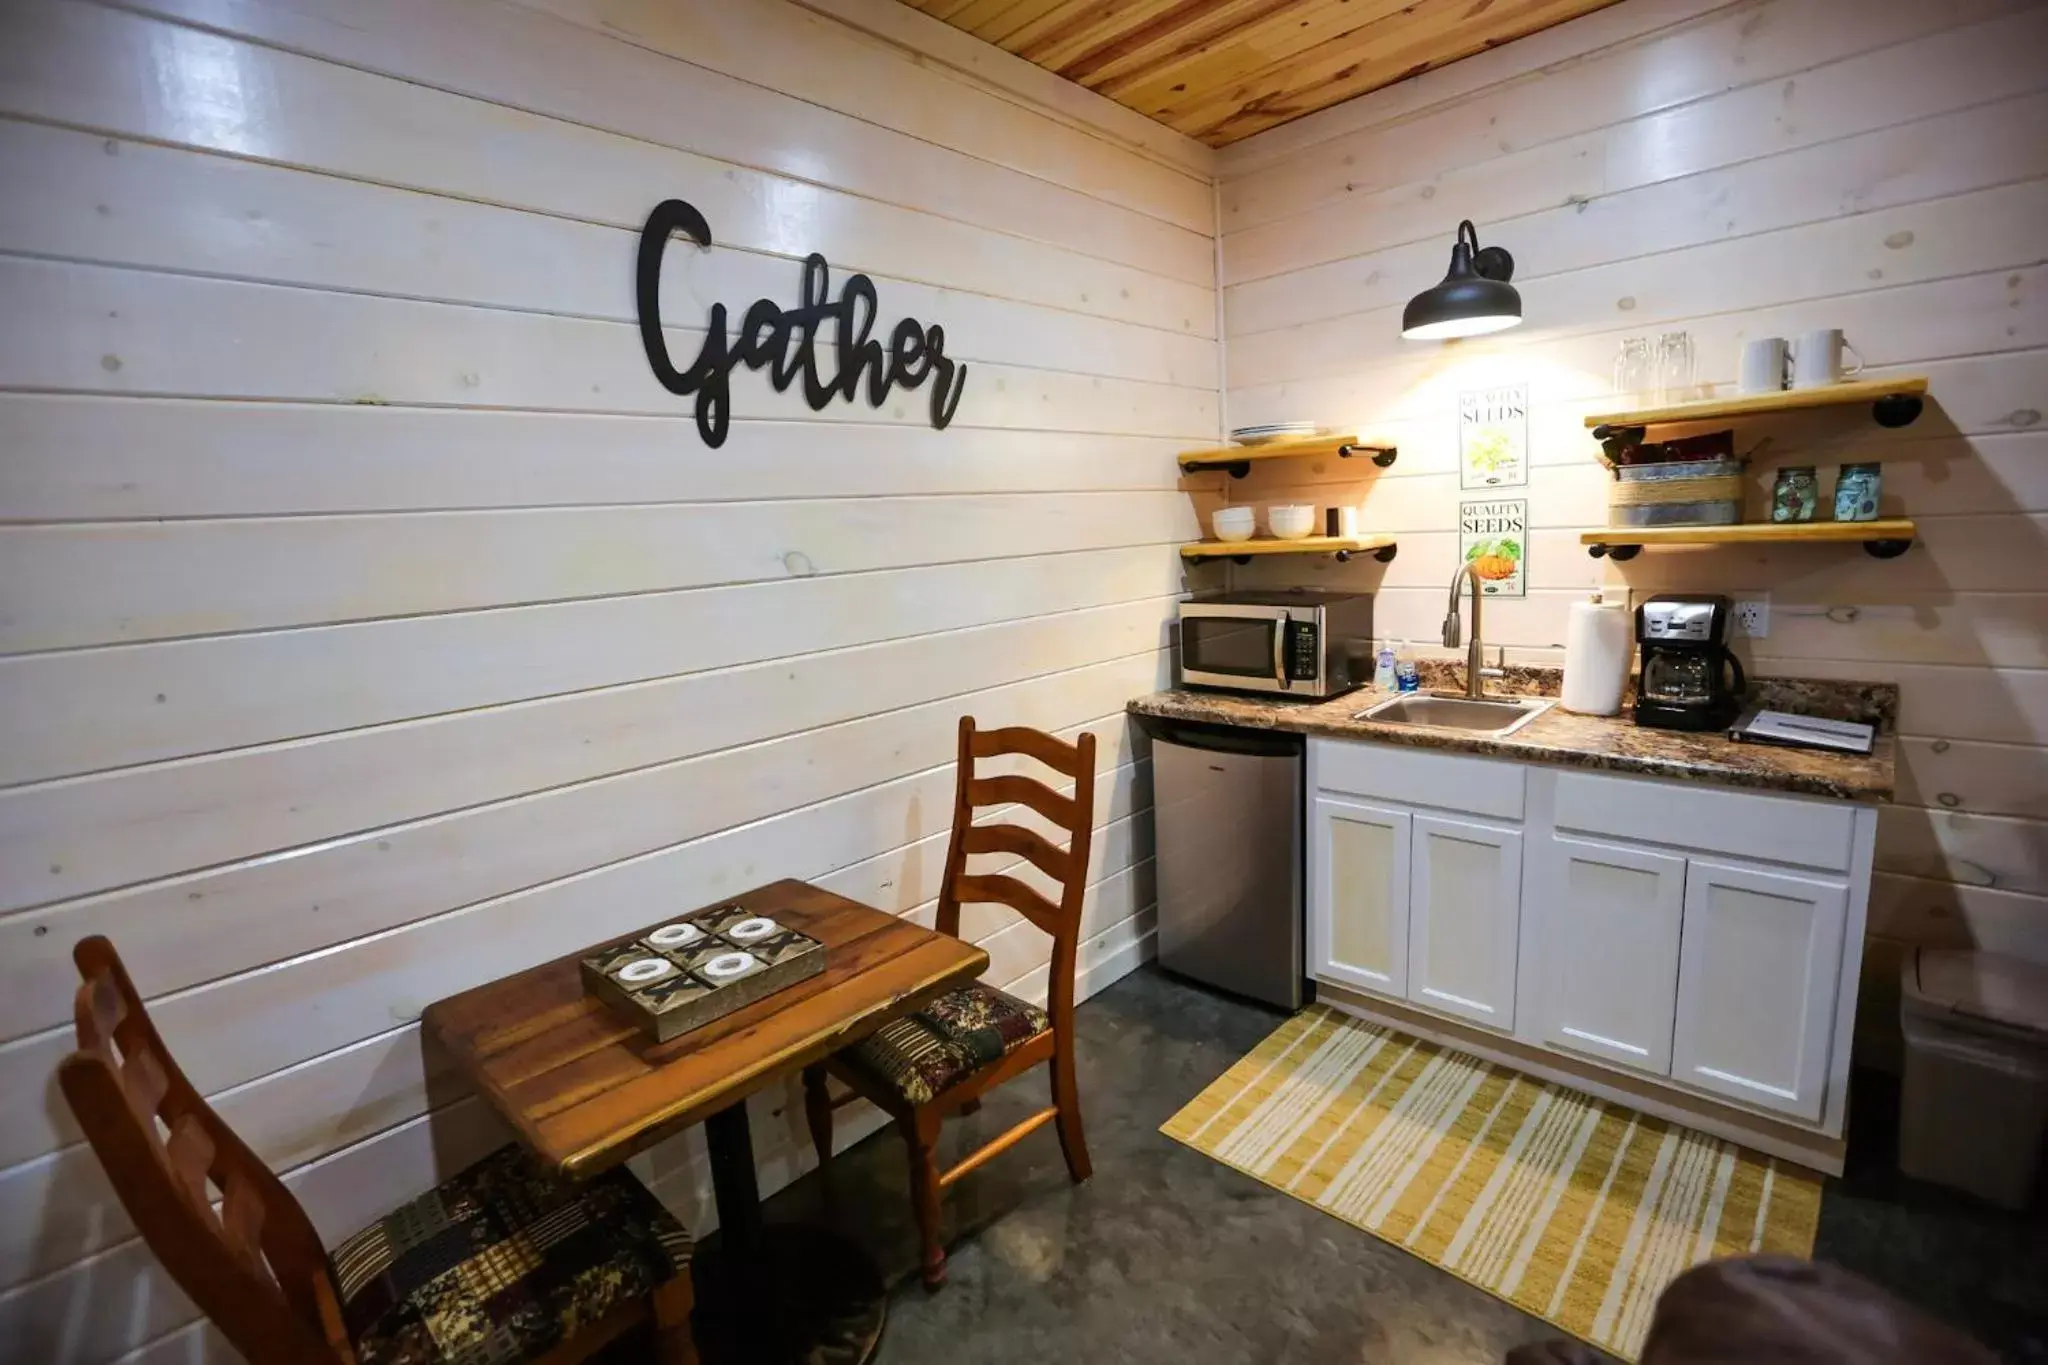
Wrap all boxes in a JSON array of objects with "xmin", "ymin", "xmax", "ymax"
[{"xmin": 1162, "ymin": 1006, "xmax": 1822, "ymax": 1361}]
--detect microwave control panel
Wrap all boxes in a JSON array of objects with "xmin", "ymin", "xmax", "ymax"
[{"xmin": 1284, "ymin": 621, "xmax": 1320, "ymax": 681}]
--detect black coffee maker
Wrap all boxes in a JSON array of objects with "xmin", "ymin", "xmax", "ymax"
[{"xmin": 1634, "ymin": 594, "xmax": 1746, "ymax": 731}]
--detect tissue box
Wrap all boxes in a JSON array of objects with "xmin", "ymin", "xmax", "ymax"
[{"xmin": 579, "ymin": 905, "xmax": 825, "ymax": 1042}]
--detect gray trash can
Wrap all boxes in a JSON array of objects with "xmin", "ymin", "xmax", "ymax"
[{"xmin": 1897, "ymin": 947, "xmax": 2048, "ymax": 1210}]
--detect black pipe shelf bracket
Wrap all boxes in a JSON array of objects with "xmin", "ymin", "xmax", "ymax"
[
  {"xmin": 1178, "ymin": 443, "xmax": 1397, "ymax": 478},
  {"xmin": 1582, "ymin": 518, "xmax": 1917, "ymax": 561},
  {"xmin": 1338, "ymin": 442, "xmax": 1399, "ymax": 468},
  {"xmin": 1581, "ymin": 375, "xmax": 1931, "ymax": 435},
  {"xmin": 1180, "ymin": 536, "xmax": 1398, "ymax": 566},
  {"xmin": 1585, "ymin": 539, "xmax": 1915, "ymax": 559},
  {"xmin": 1334, "ymin": 542, "xmax": 1399, "ymax": 564},
  {"xmin": 1178, "ymin": 456, "xmax": 1256, "ymax": 478},
  {"xmin": 1177, "ymin": 436, "xmax": 1398, "ymax": 478}
]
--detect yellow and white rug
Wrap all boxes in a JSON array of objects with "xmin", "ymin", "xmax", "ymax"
[{"xmin": 1162, "ymin": 1006, "xmax": 1822, "ymax": 1362}]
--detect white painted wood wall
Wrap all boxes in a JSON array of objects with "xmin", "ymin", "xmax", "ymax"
[
  {"xmin": 0, "ymin": 1, "xmax": 1217, "ymax": 1359},
  {"xmin": 1208, "ymin": 0, "xmax": 2048, "ymax": 1065},
  {"xmin": 7, "ymin": 0, "xmax": 2044, "ymax": 1355}
]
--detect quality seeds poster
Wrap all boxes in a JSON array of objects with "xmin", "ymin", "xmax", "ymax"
[
  {"xmin": 1460, "ymin": 498, "xmax": 1526, "ymax": 598},
  {"xmin": 1459, "ymin": 383, "xmax": 1529, "ymax": 489}
]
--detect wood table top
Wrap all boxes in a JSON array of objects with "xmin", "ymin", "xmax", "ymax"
[{"xmin": 422, "ymin": 879, "xmax": 989, "ymax": 1177}]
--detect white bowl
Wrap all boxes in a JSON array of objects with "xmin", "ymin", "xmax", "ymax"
[
  {"xmin": 1211, "ymin": 507, "xmax": 1256, "ymax": 542},
  {"xmin": 1266, "ymin": 504, "xmax": 1317, "ymax": 539},
  {"xmin": 1230, "ymin": 423, "xmax": 1318, "ymax": 446}
]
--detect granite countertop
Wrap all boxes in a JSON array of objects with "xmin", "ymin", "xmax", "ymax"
[{"xmin": 1127, "ymin": 664, "xmax": 1896, "ymax": 803}]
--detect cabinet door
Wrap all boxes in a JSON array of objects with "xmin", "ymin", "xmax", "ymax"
[
  {"xmin": 1531, "ymin": 835, "xmax": 1685, "ymax": 1075},
  {"xmin": 1672, "ymin": 858, "xmax": 1848, "ymax": 1122},
  {"xmin": 1407, "ymin": 815, "xmax": 1521, "ymax": 1032},
  {"xmin": 1310, "ymin": 795, "xmax": 1410, "ymax": 999}
]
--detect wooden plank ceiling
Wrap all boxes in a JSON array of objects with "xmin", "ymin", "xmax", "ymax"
[{"xmin": 902, "ymin": 0, "xmax": 1623, "ymax": 146}]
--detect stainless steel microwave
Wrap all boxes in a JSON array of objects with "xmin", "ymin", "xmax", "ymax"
[{"xmin": 1177, "ymin": 590, "xmax": 1375, "ymax": 698}]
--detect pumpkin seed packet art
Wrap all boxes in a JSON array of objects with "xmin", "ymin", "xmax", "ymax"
[{"xmin": 1459, "ymin": 498, "xmax": 1526, "ymax": 598}]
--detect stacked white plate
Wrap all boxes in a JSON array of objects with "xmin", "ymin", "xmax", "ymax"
[{"xmin": 1230, "ymin": 421, "xmax": 1318, "ymax": 446}]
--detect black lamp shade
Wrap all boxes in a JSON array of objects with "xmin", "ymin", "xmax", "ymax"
[{"xmin": 1402, "ymin": 220, "xmax": 1522, "ymax": 340}]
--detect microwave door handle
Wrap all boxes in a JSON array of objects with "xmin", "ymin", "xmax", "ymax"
[{"xmin": 1272, "ymin": 616, "xmax": 1290, "ymax": 690}]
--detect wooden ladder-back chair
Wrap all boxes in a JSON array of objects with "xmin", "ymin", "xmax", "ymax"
[
  {"xmin": 58, "ymin": 937, "xmax": 698, "ymax": 1365},
  {"xmin": 804, "ymin": 717, "xmax": 1097, "ymax": 1288}
]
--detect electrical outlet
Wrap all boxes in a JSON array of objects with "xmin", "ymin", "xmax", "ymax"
[{"xmin": 1735, "ymin": 598, "xmax": 1770, "ymax": 638}]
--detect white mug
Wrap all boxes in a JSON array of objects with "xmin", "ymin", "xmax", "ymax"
[
  {"xmin": 1790, "ymin": 328, "xmax": 1864, "ymax": 388},
  {"xmin": 1738, "ymin": 337, "xmax": 1788, "ymax": 395}
]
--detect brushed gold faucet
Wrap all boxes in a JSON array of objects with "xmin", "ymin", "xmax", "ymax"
[{"xmin": 1443, "ymin": 563, "xmax": 1506, "ymax": 700}]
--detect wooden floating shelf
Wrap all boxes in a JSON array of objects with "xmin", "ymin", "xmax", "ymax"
[
  {"xmin": 1178, "ymin": 433, "xmax": 1397, "ymax": 477},
  {"xmin": 1182, "ymin": 534, "xmax": 1397, "ymax": 565},
  {"xmin": 1583, "ymin": 518, "xmax": 1917, "ymax": 561},
  {"xmin": 1584, "ymin": 375, "xmax": 1929, "ymax": 431}
]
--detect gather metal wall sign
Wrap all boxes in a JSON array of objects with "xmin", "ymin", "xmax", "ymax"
[{"xmin": 635, "ymin": 198, "xmax": 968, "ymax": 448}]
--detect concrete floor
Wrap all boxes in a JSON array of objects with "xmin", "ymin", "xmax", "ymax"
[{"xmin": 763, "ymin": 967, "xmax": 2046, "ymax": 1364}]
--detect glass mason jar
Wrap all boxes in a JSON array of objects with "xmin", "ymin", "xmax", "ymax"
[
  {"xmin": 1833, "ymin": 462, "xmax": 1882, "ymax": 522},
  {"xmin": 1613, "ymin": 336, "xmax": 1651, "ymax": 401},
  {"xmin": 1654, "ymin": 330, "xmax": 1695, "ymax": 404},
  {"xmin": 1771, "ymin": 466, "xmax": 1820, "ymax": 523}
]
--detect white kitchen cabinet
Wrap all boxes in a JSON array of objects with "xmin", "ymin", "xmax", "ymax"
[
  {"xmin": 1671, "ymin": 857, "xmax": 1848, "ymax": 1123},
  {"xmin": 1306, "ymin": 735, "xmax": 1877, "ymax": 1172},
  {"xmin": 1407, "ymin": 815, "xmax": 1521, "ymax": 1031},
  {"xmin": 1529, "ymin": 835, "xmax": 1686, "ymax": 1076},
  {"xmin": 1310, "ymin": 794, "xmax": 1410, "ymax": 998}
]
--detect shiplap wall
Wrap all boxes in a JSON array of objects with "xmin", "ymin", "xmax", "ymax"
[
  {"xmin": 1209, "ymin": 0, "xmax": 2047, "ymax": 1058},
  {"xmin": 0, "ymin": 1, "xmax": 1216, "ymax": 1359}
]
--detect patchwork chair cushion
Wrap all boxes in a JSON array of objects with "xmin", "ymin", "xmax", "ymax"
[
  {"xmin": 843, "ymin": 982, "xmax": 1050, "ymax": 1106},
  {"xmin": 330, "ymin": 1143, "xmax": 691, "ymax": 1365}
]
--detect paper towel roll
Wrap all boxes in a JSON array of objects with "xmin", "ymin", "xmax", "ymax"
[{"xmin": 1562, "ymin": 592, "xmax": 1633, "ymax": 716}]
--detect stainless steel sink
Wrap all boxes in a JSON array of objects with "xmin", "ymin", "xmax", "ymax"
[{"xmin": 1354, "ymin": 692, "xmax": 1553, "ymax": 737}]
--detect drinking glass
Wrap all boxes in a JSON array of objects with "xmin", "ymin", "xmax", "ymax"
[
  {"xmin": 1613, "ymin": 336, "xmax": 1651, "ymax": 401},
  {"xmin": 1654, "ymin": 331, "xmax": 1695, "ymax": 404}
]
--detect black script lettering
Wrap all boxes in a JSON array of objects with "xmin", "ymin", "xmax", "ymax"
[
  {"xmin": 833, "ymin": 271, "xmax": 888, "ymax": 408},
  {"xmin": 636, "ymin": 197, "xmax": 969, "ymax": 447},
  {"xmin": 887, "ymin": 319, "xmax": 930, "ymax": 387},
  {"xmin": 922, "ymin": 325, "xmax": 965, "ymax": 430}
]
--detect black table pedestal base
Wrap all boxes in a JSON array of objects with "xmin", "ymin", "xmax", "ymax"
[
  {"xmin": 689, "ymin": 1223, "xmax": 889, "ymax": 1365},
  {"xmin": 690, "ymin": 1100, "xmax": 887, "ymax": 1364}
]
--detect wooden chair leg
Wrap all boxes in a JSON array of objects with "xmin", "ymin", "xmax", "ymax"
[
  {"xmin": 902, "ymin": 1109, "xmax": 947, "ymax": 1290},
  {"xmin": 802, "ymin": 1064, "xmax": 833, "ymax": 1178},
  {"xmin": 1050, "ymin": 1038, "xmax": 1091, "ymax": 1184},
  {"xmin": 958, "ymin": 1098, "xmax": 981, "ymax": 1116},
  {"xmin": 652, "ymin": 1273, "xmax": 698, "ymax": 1365}
]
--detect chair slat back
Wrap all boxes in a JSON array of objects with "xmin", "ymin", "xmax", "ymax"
[
  {"xmin": 939, "ymin": 719, "xmax": 1097, "ymax": 1025},
  {"xmin": 967, "ymin": 724, "xmax": 1090, "ymax": 780},
  {"xmin": 957, "ymin": 822, "xmax": 1073, "ymax": 886},
  {"xmin": 59, "ymin": 937, "xmax": 351, "ymax": 1365},
  {"xmin": 962, "ymin": 774, "xmax": 1080, "ymax": 832},
  {"xmin": 951, "ymin": 872, "xmax": 1067, "ymax": 937}
]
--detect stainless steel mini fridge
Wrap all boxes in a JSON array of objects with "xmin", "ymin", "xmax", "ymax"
[{"xmin": 1138, "ymin": 716, "xmax": 1304, "ymax": 1010}]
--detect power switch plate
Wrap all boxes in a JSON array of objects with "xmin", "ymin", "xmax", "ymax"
[{"xmin": 1735, "ymin": 598, "xmax": 1770, "ymax": 638}]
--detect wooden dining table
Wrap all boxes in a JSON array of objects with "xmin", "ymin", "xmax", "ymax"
[{"xmin": 422, "ymin": 878, "xmax": 990, "ymax": 1365}]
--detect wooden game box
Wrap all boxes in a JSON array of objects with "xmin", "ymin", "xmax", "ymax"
[{"xmin": 579, "ymin": 902, "xmax": 826, "ymax": 1042}]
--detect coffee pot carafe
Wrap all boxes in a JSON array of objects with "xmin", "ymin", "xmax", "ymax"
[{"xmin": 1634, "ymin": 595, "xmax": 1746, "ymax": 731}]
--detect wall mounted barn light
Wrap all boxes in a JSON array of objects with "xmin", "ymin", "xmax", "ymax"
[{"xmin": 1401, "ymin": 220, "xmax": 1522, "ymax": 341}]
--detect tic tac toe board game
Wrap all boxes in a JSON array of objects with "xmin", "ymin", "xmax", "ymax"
[{"xmin": 579, "ymin": 901, "xmax": 826, "ymax": 1042}]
